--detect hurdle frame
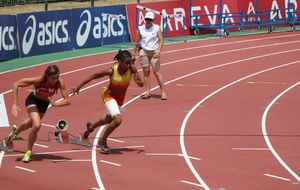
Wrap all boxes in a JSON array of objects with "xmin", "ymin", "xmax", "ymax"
[
  {"xmin": 135, "ymin": 2, "xmax": 187, "ymax": 39},
  {"xmin": 188, "ymin": 0, "xmax": 298, "ymax": 36}
]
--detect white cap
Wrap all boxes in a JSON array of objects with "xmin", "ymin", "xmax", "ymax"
[{"xmin": 145, "ymin": 12, "xmax": 155, "ymax": 20}]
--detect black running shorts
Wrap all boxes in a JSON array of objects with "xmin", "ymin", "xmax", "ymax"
[{"xmin": 25, "ymin": 92, "xmax": 49, "ymax": 114}]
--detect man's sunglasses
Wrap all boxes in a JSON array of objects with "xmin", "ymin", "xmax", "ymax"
[{"xmin": 145, "ymin": 18, "xmax": 154, "ymax": 21}]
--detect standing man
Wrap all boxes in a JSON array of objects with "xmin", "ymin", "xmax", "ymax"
[{"xmin": 133, "ymin": 11, "xmax": 167, "ymax": 100}]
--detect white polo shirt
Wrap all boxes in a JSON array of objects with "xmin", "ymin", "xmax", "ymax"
[{"xmin": 138, "ymin": 24, "xmax": 160, "ymax": 51}]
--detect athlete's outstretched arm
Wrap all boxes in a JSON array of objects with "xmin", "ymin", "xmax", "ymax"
[
  {"xmin": 70, "ymin": 68, "xmax": 113, "ymax": 95},
  {"xmin": 50, "ymin": 78, "xmax": 71, "ymax": 107},
  {"xmin": 12, "ymin": 77, "xmax": 42, "ymax": 117}
]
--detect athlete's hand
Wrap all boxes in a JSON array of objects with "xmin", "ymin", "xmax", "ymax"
[
  {"xmin": 12, "ymin": 103, "xmax": 21, "ymax": 117},
  {"xmin": 48, "ymin": 97, "xmax": 57, "ymax": 107},
  {"xmin": 69, "ymin": 87, "xmax": 80, "ymax": 96}
]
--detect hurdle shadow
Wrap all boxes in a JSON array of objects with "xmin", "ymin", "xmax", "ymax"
[{"xmin": 16, "ymin": 154, "xmax": 71, "ymax": 162}]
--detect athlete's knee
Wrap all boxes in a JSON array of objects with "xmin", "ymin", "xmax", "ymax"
[
  {"xmin": 112, "ymin": 115, "xmax": 122, "ymax": 127},
  {"xmin": 32, "ymin": 123, "xmax": 41, "ymax": 133}
]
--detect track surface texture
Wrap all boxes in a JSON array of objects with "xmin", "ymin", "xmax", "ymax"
[{"xmin": 0, "ymin": 31, "xmax": 300, "ymax": 190}]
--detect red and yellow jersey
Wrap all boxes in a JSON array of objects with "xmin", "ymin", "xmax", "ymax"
[{"xmin": 102, "ymin": 64, "xmax": 132, "ymax": 106}]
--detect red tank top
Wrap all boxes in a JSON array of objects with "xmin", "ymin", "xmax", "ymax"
[{"xmin": 35, "ymin": 76, "xmax": 58, "ymax": 97}]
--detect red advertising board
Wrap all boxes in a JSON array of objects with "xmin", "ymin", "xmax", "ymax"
[
  {"xmin": 127, "ymin": 0, "xmax": 243, "ymax": 41},
  {"xmin": 127, "ymin": 0, "xmax": 300, "ymax": 42},
  {"xmin": 236, "ymin": 0, "xmax": 257, "ymax": 14},
  {"xmin": 126, "ymin": 0, "xmax": 186, "ymax": 42},
  {"xmin": 258, "ymin": 0, "xmax": 294, "ymax": 20}
]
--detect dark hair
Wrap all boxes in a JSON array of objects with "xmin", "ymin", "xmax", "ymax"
[
  {"xmin": 38, "ymin": 65, "xmax": 60, "ymax": 89},
  {"xmin": 114, "ymin": 50, "xmax": 133, "ymax": 64},
  {"xmin": 45, "ymin": 65, "xmax": 60, "ymax": 77}
]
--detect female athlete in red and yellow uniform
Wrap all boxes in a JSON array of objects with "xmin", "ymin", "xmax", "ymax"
[
  {"xmin": 70, "ymin": 50, "xmax": 143, "ymax": 153},
  {"xmin": 9, "ymin": 65, "xmax": 70, "ymax": 162}
]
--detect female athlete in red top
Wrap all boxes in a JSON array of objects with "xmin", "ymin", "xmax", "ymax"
[
  {"xmin": 9, "ymin": 65, "xmax": 70, "ymax": 162},
  {"xmin": 70, "ymin": 50, "xmax": 143, "ymax": 153}
]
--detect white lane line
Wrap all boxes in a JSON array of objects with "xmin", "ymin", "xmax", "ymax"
[
  {"xmin": 34, "ymin": 143, "xmax": 48, "ymax": 148},
  {"xmin": 145, "ymin": 153, "xmax": 180, "ymax": 156},
  {"xmin": 126, "ymin": 48, "xmax": 300, "ymax": 111},
  {"xmin": 15, "ymin": 166, "xmax": 36, "ymax": 173},
  {"xmin": 180, "ymin": 180, "xmax": 203, "ymax": 187},
  {"xmin": 42, "ymin": 123, "xmax": 56, "ymax": 128},
  {"xmin": 2, "ymin": 34, "xmax": 300, "ymax": 96},
  {"xmin": 161, "ymin": 40, "xmax": 300, "ymax": 68},
  {"xmin": 164, "ymin": 33, "xmax": 300, "ymax": 54},
  {"xmin": 1, "ymin": 36, "xmax": 294, "ymax": 187},
  {"xmin": 232, "ymin": 148, "xmax": 269, "ymax": 151},
  {"xmin": 264, "ymin": 173, "xmax": 291, "ymax": 181},
  {"xmin": 92, "ymin": 125, "xmax": 106, "ymax": 190},
  {"xmin": 5, "ymin": 149, "xmax": 97, "ymax": 157},
  {"xmin": 99, "ymin": 160, "xmax": 121, "ymax": 167},
  {"xmin": 117, "ymin": 50, "xmax": 300, "ymax": 190},
  {"xmin": 4, "ymin": 145, "xmax": 144, "ymax": 158},
  {"xmin": 178, "ymin": 154, "xmax": 201, "ymax": 160},
  {"xmin": 0, "ymin": 53, "xmax": 114, "ymax": 76},
  {"xmin": 110, "ymin": 145, "xmax": 145, "ymax": 150},
  {"xmin": 52, "ymin": 159, "xmax": 91, "ymax": 162},
  {"xmin": 1, "ymin": 46, "xmax": 295, "ymax": 189},
  {"xmin": 247, "ymin": 81, "xmax": 286, "ymax": 85},
  {"xmin": 0, "ymin": 151, "xmax": 4, "ymax": 168},
  {"xmin": 1, "ymin": 32, "xmax": 298, "ymax": 77},
  {"xmin": 145, "ymin": 153, "xmax": 201, "ymax": 160},
  {"xmin": 262, "ymin": 81, "xmax": 300, "ymax": 182},
  {"xmin": 180, "ymin": 59, "xmax": 300, "ymax": 190},
  {"xmin": 107, "ymin": 138, "xmax": 125, "ymax": 143},
  {"xmin": 91, "ymin": 188, "xmax": 101, "ymax": 190},
  {"xmin": 0, "ymin": 94, "xmax": 9, "ymax": 127},
  {"xmin": 45, "ymin": 40, "xmax": 300, "ymax": 111},
  {"xmin": 176, "ymin": 83, "xmax": 215, "ymax": 87}
]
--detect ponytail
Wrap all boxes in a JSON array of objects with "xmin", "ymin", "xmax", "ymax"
[{"xmin": 114, "ymin": 50, "xmax": 133, "ymax": 64}]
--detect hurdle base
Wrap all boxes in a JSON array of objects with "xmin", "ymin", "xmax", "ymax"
[
  {"xmin": 0, "ymin": 138, "xmax": 14, "ymax": 152},
  {"xmin": 57, "ymin": 131, "xmax": 69, "ymax": 143}
]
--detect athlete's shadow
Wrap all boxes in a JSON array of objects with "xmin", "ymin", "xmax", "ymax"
[
  {"xmin": 16, "ymin": 154, "xmax": 70, "ymax": 162},
  {"xmin": 133, "ymin": 93, "xmax": 163, "ymax": 100},
  {"xmin": 106, "ymin": 147, "xmax": 145, "ymax": 155},
  {"xmin": 147, "ymin": 94, "xmax": 162, "ymax": 99}
]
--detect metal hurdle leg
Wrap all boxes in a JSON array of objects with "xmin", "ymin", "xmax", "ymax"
[{"xmin": 0, "ymin": 138, "xmax": 14, "ymax": 152}]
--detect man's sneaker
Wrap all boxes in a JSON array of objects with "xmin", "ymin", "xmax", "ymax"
[
  {"xmin": 22, "ymin": 150, "xmax": 32, "ymax": 163},
  {"xmin": 83, "ymin": 122, "xmax": 93, "ymax": 139},
  {"xmin": 99, "ymin": 140, "xmax": 109, "ymax": 154}
]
